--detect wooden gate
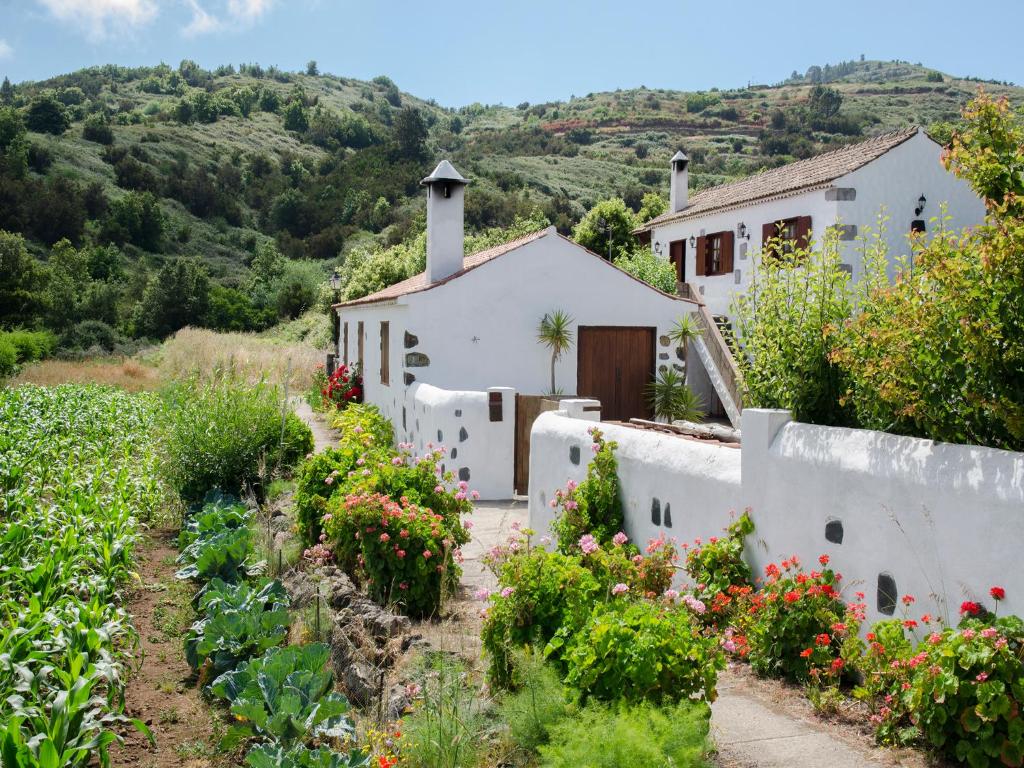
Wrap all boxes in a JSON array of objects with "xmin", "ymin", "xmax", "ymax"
[
  {"xmin": 577, "ymin": 326, "xmax": 655, "ymax": 422},
  {"xmin": 513, "ymin": 395, "xmax": 564, "ymax": 495}
]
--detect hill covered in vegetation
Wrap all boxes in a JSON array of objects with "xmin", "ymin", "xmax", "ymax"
[{"xmin": 0, "ymin": 57, "xmax": 1019, "ymax": 353}]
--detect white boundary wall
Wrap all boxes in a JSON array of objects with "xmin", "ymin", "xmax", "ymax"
[
  {"xmin": 400, "ymin": 382, "xmax": 514, "ymax": 501},
  {"xmin": 529, "ymin": 407, "xmax": 1024, "ymax": 624}
]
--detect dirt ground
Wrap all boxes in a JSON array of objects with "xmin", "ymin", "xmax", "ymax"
[{"xmin": 109, "ymin": 529, "xmax": 230, "ymax": 768}]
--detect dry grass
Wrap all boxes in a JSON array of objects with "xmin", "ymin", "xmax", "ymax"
[
  {"xmin": 9, "ymin": 358, "xmax": 163, "ymax": 392},
  {"xmin": 155, "ymin": 327, "xmax": 322, "ymax": 391}
]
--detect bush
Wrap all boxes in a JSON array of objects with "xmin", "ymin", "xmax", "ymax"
[
  {"xmin": 684, "ymin": 511, "xmax": 754, "ymax": 624},
  {"xmin": 0, "ymin": 337, "xmax": 16, "ymax": 376},
  {"xmin": 859, "ymin": 605, "xmax": 1024, "ymax": 766},
  {"xmin": 538, "ymin": 699, "xmax": 714, "ymax": 768},
  {"xmin": 551, "ymin": 427, "xmax": 623, "ymax": 552},
  {"xmin": 743, "ymin": 555, "xmax": 859, "ymax": 683},
  {"xmin": 270, "ymin": 411, "xmax": 314, "ymax": 471},
  {"xmin": 294, "ymin": 403, "xmax": 394, "ymax": 544},
  {"xmin": 481, "ymin": 548, "xmax": 601, "ymax": 686},
  {"xmin": 160, "ymin": 372, "xmax": 300, "ymax": 501},
  {"xmin": 613, "ymin": 248, "xmax": 678, "ymax": 293},
  {"xmin": 555, "ymin": 598, "xmax": 724, "ymax": 703},
  {"xmin": 1, "ymin": 329, "xmax": 56, "ymax": 363},
  {"xmin": 322, "ymin": 490, "xmax": 468, "ymax": 617},
  {"xmin": 498, "ymin": 651, "xmax": 577, "ymax": 754},
  {"xmin": 61, "ymin": 320, "xmax": 121, "ymax": 352}
]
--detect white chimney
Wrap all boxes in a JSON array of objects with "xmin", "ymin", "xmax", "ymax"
[
  {"xmin": 422, "ymin": 159, "xmax": 469, "ymax": 283},
  {"xmin": 669, "ymin": 150, "xmax": 689, "ymax": 213}
]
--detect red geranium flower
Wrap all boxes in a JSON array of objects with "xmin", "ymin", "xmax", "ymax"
[
  {"xmin": 960, "ymin": 600, "xmax": 982, "ymax": 616},
  {"xmin": 990, "ymin": 586, "xmax": 1006, "ymax": 601}
]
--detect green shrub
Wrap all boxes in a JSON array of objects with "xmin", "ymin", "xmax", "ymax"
[
  {"xmin": 0, "ymin": 338, "xmax": 15, "ymax": 376},
  {"xmin": 1, "ymin": 328, "xmax": 57, "ymax": 362},
  {"xmin": 160, "ymin": 372, "xmax": 297, "ymax": 501},
  {"xmin": 551, "ymin": 428, "xmax": 623, "ymax": 553},
  {"xmin": 684, "ymin": 511, "xmax": 754, "ymax": 623},
  {"xmin": 862, "ymin": 612, "xmax": 1024, "ymax": 766},
  {"xmin": 271, "ymin": 411, "xmax": 314, "ymax": 470},
  {"xmin": 245, "ymin": 745, "xmax": 369, "ymax": 767},
  {"xmin": 613, "ymin": 248, "xmax": 677, "ymax": 293},
  {"xmin": 481, "ymin": 548, "xmax": 601, "ymax": 686},
  {"xmin": 555, "ymin": 598, "xmax": 724, "ymax": 704},
  {"xmin": 538, "ymin": 699, "xmax": 714, "ymax": 768},
  {"xmin": 744, "ymin": 556, "xmax": 855, "ymax": 683},
  {"xmin": 61, "ymin": 320, "xmax": 122, "ymax": 352},
  {"xmin": 498, "ymin": 651, "xmax": 577, "ymax": 754},
  {"xmin": 322, "ymin": 490, "xmax": 468, "ymax": 617}
]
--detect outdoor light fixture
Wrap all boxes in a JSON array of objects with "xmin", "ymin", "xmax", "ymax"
[
  {"xmin": 688, "ymin": 235, "xmax": 697, "ymax": 249},
  {"xmin": 653, "ymin": 241, "xmax": 663, "ymax": 254},
  {"xmin": 329, "ymin": 270, "xmax": 341, "ymax": 291},
  {"xmin": 915, "ymin": 194, "xmax": 927, "ymax": 217},
  {"xmin": 737, "ymin": 222, "xmax": 749, "ymax": 240}
]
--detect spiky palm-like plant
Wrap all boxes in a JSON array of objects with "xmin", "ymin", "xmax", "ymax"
[
  {"xmin": 538, "ymin": 310, "xmax": 575, "ymax": 395},
  {"xmin": 647, "ymin": 368, "xmax": 704, "ymax": 423}
]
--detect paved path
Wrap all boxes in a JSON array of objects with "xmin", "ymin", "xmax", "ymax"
[{"xmin": 290, "ymin": 406, "xmax": 912, "ymax": 766}]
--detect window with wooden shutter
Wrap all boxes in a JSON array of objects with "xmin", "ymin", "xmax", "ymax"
[
  {"xmin": 720, "ymin": 230, "xmax": 735, "ymax": 274},
  {"xmin": 695, "ymin": 236, "xmax": 707, "ymax": 276},
  {"xmin": 379, "ymin": 321, "xmax": 390, "ymax": 385},
  {"xmin": 762, "ymin": 216, "xmax": 812, "ymax": 259}
]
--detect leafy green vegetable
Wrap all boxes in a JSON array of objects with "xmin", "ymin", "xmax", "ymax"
[
  {"xmin": 245, "ymin": 744, "xmax": 370, "ymax": 768},
  {"xmin": 176, "ymin": 525, "xmax": 255, "ymax": 583},
  {"xmin": 184, "ymin": 600, "xmax": 290, "ymax": 674},
  {"xmin": 208, "ymin": 643, "xmax": 331, "ymax": 703}
]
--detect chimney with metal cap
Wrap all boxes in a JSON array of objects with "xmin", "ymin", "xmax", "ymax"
[
  {"xmin": 669, "ymin": 150, "xmax": 689, "ymax": 213},
  {"xmin": 421, "ymin": 159, "xmax": 469, "ymax": 283}
]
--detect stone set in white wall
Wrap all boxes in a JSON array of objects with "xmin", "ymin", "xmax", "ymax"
[{"xmin": 529, "ymin": 408, "xmax": 1024, "ymax": 626}]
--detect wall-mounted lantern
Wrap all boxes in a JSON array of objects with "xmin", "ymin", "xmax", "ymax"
[
  {"xmin": 914, "ymin": 194, "xmax": 927, "ymax": 217},
  {"xmin": 737, "ymin": 222, "xmax": 750, "ymax": 240},
  {"xmin": 653, "ymin": 241, "xmax": 663, "ymax": 255},
  {"xmin": 688, "ymin": 235, "xmax": 697, "ymax": 249},
  {"xmin": 329, "ymin": 270, "xmax": 341, "ymax": 291}
]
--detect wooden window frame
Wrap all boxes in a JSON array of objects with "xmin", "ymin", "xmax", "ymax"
[
  {"xmin": 695, "ymin": 231, "xmax": 734, "ymax": 277},
  {"xmin": 342, "ymin": 322, "xmax": 349, "ymax": 365},
  {"xmin": 379, "ymin": 321, "xmax": 390, "ymax": 386},
  {"xmin": 762, "ymin": 216, "xmax": 812, "ymax": 259}
]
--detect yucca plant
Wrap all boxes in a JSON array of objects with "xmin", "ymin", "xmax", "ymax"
[
  {"xmin": 538, "ymin": 310, "xmax": 575, "ymax": 395},
  {"xmin": 647, "ymin": 368, "xmax": 704, "ymax": 423}
]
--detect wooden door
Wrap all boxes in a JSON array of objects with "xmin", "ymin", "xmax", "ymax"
[
  {"xmin": 577, "ymin": 327, "xmax": 655, "ymax": 422},
  {"xmin": 669, "ymin": 239, "xmax": 685, "ymax": 282}
]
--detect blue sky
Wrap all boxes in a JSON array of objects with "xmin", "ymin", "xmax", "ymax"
[{"xmin": 1, "ymin": 0, "xmax": 1022, "ymax": 106}]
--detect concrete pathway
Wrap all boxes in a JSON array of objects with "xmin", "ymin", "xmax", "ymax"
[{"xmin": 291, "ymin": 398, "xmax": 340, "ymax": 453}]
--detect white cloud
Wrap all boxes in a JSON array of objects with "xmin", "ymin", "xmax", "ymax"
[
  {"xmin": 36, "ymin": 0, "xmax": 159, "ymax": 39},
  {"xmin": 179, "ymin": 0, "xmax": 275, "ymax": 36},
  {"xmin": 182, "ymin": 0, "xmax": 221, "ymax": 36},
  {"xmin": 0, "ymin": 40, "xmax": 13, "ymax": 60}
]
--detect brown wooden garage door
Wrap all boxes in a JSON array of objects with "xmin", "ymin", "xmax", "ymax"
[{"xmin": 577, "ymin": 326, "xmax": 655, "ymax": 422}]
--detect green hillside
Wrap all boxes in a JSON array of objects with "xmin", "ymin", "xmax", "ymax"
[{"xmin": 0, "ymin": 58, "xmax": 1019, "ymax": 352}]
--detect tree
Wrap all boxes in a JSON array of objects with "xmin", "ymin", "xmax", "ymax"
[
  {"xmin": 306, "ymin": 60, "xmax": 319, "ymax": 76},
  {"xmin": 0, "ymin": 106, "xmax": 29, "ymax": 177},
  {"xmin": 538, "ymin": 310, "xmax": 574, "ymax": 395},
  {"xmin": 282, "ymin": 100, "xmax": 309, "ymax": 132},
  {"xmin": 572, "ymin": 198, "xmax": 639, "ymax": 261},
  {"xmin": 102, "ymin": 192, "xmax": 165, "ymax": 251},
  {"xmin": 24, "ymin": 95, "xmax": 70, "ymax": 135},
  {"xmin": 392, "ymin": 107, "xmax": 427, "ymax": 159},
  {"xmin": 0, "ymin": 77, "xmax": 14, "ymax": 104},
  {"xmin": 136, "ymin": 258, "xmax": 210, "ymax": 338},
  {"xmin": 0, "ymin": 230, "xmax": 46, "ymax": 326},
  {"xmin": 613, "ymin": 249, "xmax": 677, "ymax": 293},
  {"xmin": 637, "ymin": 192, "xmax": 667, "ymax": 224},
  {"xmin": 808, "ymin": 85, "xmax": 843, "ymax": 121}
]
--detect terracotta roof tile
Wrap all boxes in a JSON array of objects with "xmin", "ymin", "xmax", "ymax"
[
  {"xmin": 334, "ymin": 227, "xmax": 552, "ymax": 307},
  {"xmin": 638, "ymin": 127, "xmax": 920, "ymax": 231}
]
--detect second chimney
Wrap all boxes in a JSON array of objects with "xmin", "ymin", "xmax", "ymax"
[
  {"xmin": 422, "ymin": 159, "xmax": 469, "ymax": 283},
  {"xmin": 669, "ymin": 150, "xmax": 689, "ymax": 213}
]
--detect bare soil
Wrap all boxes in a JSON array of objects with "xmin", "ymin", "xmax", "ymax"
[{"xmin": 109, "ymin": 529, "xmax": 230, "ymax": 768}]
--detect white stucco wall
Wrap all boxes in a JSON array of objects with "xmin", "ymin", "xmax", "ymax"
[
  {"xmin": 529, "ymin": 408, "xmax": 1024, "ymax": 625},
  {"xmin": 529, "ymin": 410, "xmax": 743, "ymax": 559},
  {"xmin": 648, "ymin": 131, "xmax": 985, "ymax": 319},
  {"xmin": 398, "ymin": 382, "xmax": 515, "ymax": 501}
]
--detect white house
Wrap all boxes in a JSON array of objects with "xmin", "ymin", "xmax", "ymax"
[
  {"xmin": 636, "ymin": 128, "xmax": 985, "ymax": 321},
  {"xmin": 334, "ymin": 160, "xmax": 699, "ymax": 498}
]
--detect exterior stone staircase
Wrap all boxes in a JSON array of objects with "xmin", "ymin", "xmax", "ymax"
[{"xmin": 687, "ymin": 292, "xmax": 744, "ymax": 428}]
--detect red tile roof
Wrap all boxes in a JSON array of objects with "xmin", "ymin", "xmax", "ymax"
[
  {"xmin": 334, "ymin": 228, "xmax": 552, "ymax": 307},
  {"xmin": 637, "ymin": 127, "xmax": 921, "ymax": 232}
]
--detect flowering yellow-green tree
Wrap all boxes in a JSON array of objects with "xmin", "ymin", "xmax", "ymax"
[{"xmin": 832, "ymin": 93, "xmax": 1024, "ymax": 449}]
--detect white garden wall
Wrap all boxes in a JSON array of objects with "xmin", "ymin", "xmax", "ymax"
[
  {"xmin": 398, "ymin": 382, "xmax": 515, "ymax": 501},
  {"xmin": 529, "ymin": 407, "xmax": 1024, "ymax": 625}
]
